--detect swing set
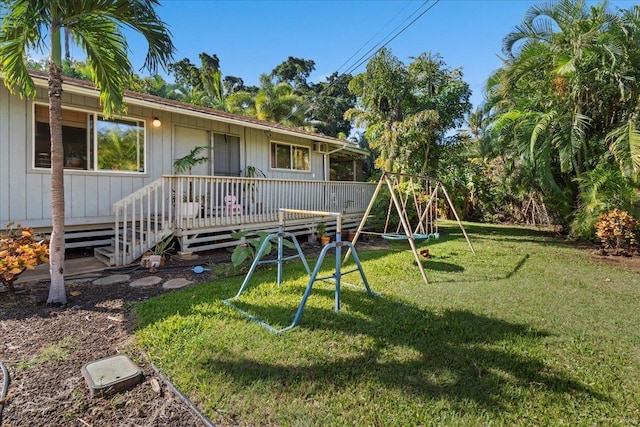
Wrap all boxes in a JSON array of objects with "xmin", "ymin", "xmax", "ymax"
[
  {"xmin": 224, "ymin": 171, "xmax": 474, "ymax": 333},
  {"xmin": 346, "ymin": 171, "xmax": 475, "ymax": 284}
]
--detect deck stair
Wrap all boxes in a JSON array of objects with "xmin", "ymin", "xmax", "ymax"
[
  {"xmin": 94, "ymin": 178, "xmax": 173, "ymax": 266},
  {"xmin": 94, "ymin": 222, "xmax": 169, "ymax": 266}
]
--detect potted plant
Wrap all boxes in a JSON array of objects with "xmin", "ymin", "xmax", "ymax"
[
  {"xmin": 244, "ymin": 165, "xmax": 266, "ymax": 214},
  {"xmin": 141, "ymin": 234, "xmax": 174, "ymax": 268},
  {"xmin": 317, "ymin": 221, "xmax": 330, "ymax": 246},
  {"xmin": 65, "ymin": 150, "xmax": 83, "ymax": 168},
  {"xmin": 173, "ymin": 146, "xmax": 213, "ymax": 219}
]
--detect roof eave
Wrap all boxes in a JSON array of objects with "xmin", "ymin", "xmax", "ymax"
[{"xmin": 26, "ymin": 73, "xmax": 367, "ymax": 156}]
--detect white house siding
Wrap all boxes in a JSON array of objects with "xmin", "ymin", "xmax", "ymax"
[
  {"xmin": 0, "ymin": 82, "xmax": 354, "ymax": 232},
  {"xmin": 0, "ymin": 84, "xmax": 12, "ymax": 223},
  {"xmin": 243, "ymin": 127, "xmax": 269, "ymax": 177},
  {"xmin": 0, "ymin": 84, "xmax": 29, "ymax": 225},
  {"xmin": 0, "ymin": 85, "xmax": 165, "ymax": 230},
  {"xmin": 242, "ymin": 127, "xmax": 325, "ymax": 181}
]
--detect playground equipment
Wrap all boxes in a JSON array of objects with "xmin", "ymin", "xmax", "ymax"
[
  {"xmin": 346, "ymin": 171, "xmax": 475, "ymax": 284},
  {"xmin": 223, "ymin": 208, "xmax": 376, "ymax": 334}
]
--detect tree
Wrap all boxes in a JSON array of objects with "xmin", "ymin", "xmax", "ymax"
[
  {"xmin": 0, "ymin": 0, "xmax": 174, "ymax": 304},
  {"xmin": 255, "ymin": 73, "xmax": 306, "ymax": 126},
  {"xmin": 487, "ymin": 0, "xmax": 640, "ymax": 231},
  {"xmin": 308, "ymin": 72, "xmax": 355, "ymax": 137},
  {"xmin": 271, "ymin": 56, "xmax": 315, "ymax": 92},
  {"xmin": 167, "ymin": 52, "xmax": 256, "ymax": 114},
  {"xmin": 346, "ymin": 48, "xmax": 471, "ymax": 175},
  {"xmin": 346, "ymin": 48, "xmax": 411, "ymax": 171}
]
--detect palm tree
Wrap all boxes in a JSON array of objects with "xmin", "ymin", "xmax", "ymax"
[
  {"xmin": 0, "ymin": 0, "xmax": 174, "ymax": 304},
  {"xmin": 255, "ymin": 73, "xmax": 306, "ymax": 127},
  {"xmin": 346, "ymin": 49, "xmax": 470, "ymax": 175},
  {"xmin": 487, "ymin": 0, "xmax": 640, "ymax": 232},
  {"xmin": 346, "ymin": 48, "xmax": 411, "ymax": 172}
]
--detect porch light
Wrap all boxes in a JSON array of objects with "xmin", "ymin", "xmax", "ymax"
[{"xmin": 152, "ymin": 117, "xmax": 162, "ymax": 127}]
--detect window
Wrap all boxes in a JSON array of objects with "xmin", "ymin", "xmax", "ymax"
[
  {"xmin": 270, "ymin": 141, "xmax": 310, "ymax": 171},
  {"xmin": 34, "ymin": 104, "xmax": 146, "ymax": 173},
  {"xmin": 96, "ymin": 117, "xmax": 145, "ymax": 172},
  {"xmin": 330, "ymin": 158, "xmax": 360, "ymax": 181}
]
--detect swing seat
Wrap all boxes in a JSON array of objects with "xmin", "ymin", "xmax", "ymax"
[{"xmin": 382, "ymin": 233, "xmax": 430, "ymax": 242}]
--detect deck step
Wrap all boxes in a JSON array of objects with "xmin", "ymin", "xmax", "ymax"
[{"xmin": 94, "ymin": 246, "xmax": 116, "ymax": 266}]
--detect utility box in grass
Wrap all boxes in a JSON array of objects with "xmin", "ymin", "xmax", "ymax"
[{"xmin": 81, "ymin": 354, "xmax": 143, "ymax": 398}]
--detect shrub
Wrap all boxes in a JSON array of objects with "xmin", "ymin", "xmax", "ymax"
[
  {"xmin": 0, "ymin": 223, "xmax": 49, "ymax": 291},
  {"xmin": 594, "ymin": 209, "xmax": 638, "ymax": 249},
  {"xmin": 230, "ymin": 231, "xmax": 295, "ymax": 267},
  {"xmin": 571, "ymin": 166, "xmax": 639, "ymax": 241}
]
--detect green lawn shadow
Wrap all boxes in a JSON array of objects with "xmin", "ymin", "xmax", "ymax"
[
  {"xmin": 136, "ymin": 275, "xmax": 605, "ymax": 417},
  {"xmin": 192, "ymin": 285, "xmax": 604, "ymax": 416}
]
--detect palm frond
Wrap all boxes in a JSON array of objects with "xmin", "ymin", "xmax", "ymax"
[
  {"xmin": 606, "ymin": 119, "xmax": 640, "ymax": 178},
  {"xmin": 0, "ymin": 0, "xmax": 48, "ymax": 98},
  {"xmin": 530, "ymin": 110, "xmax": 556, "ymax": 159}
]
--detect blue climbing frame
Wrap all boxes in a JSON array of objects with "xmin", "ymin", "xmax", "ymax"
[{"xmin": 223, "ymin": 208, "xmax": 377, "ymax": 334}]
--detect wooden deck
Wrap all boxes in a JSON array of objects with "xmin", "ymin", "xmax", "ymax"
[{"xmin": 97, "ymin": 176, "xmax": 376, "ymax": 266}]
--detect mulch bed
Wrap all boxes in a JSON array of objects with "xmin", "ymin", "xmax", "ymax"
[
  {"xmin": 0, "ymin": 240, "xmax": 340, "ymax": 427},
  {"xmin": 0, "ymin": 249, "xmax": 234, "ymax": 427}
]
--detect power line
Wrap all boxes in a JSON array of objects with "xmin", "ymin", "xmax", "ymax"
[
  {"xmin": 276, "ymin": 0, "xmax": 441, "ymax": 127},
  {"xmin": 335, "ymin": 0, "xmax": 417, "ymax": 75},
  {"xmin": 343, "ymin": 0, "xmax": 440, "ymax": 76}
]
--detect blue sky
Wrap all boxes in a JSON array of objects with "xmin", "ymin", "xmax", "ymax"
[{"xmin": 114, "ymin": 0, "xmax": 635, "ymax": 109}]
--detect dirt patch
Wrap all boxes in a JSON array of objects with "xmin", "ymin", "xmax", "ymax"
[
  {"xmin": 0, "ymin": 249, "xmax": 238, "ymax": 427},
  {"xmin": 0, "ymin": 239, "xmax": 348, "ymax": 427},
  {"xmin": 590, "ymin": 249, "xmax": 640, "ymax": 274}
]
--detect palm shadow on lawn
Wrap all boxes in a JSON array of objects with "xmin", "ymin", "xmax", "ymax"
[{"xmin": 177, "ymin": 284, "xmax": 604, "ymax": 417}]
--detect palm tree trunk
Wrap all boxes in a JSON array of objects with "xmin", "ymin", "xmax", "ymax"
[
  {"xmin": 421, "ymin": 144, "xmax": 430, "ymax": 176},
  {"xmin": 64, "ymin": 28, "xmax": 70, "ymax": 60},
  {"xmin": 47, "ymin": 60, "xmax": 67, "ymax": 305}
]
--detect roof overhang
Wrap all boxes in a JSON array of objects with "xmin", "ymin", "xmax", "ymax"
[{"xmin": 24, "ymin": 72, "xmax": 368, "ymax": 156}]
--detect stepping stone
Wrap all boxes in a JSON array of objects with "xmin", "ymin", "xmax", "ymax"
[
  {"xmin": 162, "ymin": 278, "xmax": 193, "ymax": 289},
  {"xmin": 92, "ymin": 274, "xmax": 131, "ymax": 286},
  {"xmin": 129, "ymin": 276, "xmax": 162, "ymax": 288},
  {"xmin": 81, "ymin": 354, "xmax": 142, "ymax": 398}
]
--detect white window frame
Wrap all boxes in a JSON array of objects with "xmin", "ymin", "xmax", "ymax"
[
  {"xmin": 270, "ymin": 140, "xmax": 311, "ymax": 172},
  {"xmin": 32, "ymin": 102, "xmax": 147, "ymax": 174}
]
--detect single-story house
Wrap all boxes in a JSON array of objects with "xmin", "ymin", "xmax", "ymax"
[{"xmin": 0, "ymin": 71, "xmax": 376, "ymax": 266}]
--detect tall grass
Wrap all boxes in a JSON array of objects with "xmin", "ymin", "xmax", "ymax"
[{"xmin": 134, "ymin": 222, "xmax": 640, "ymax": 426}]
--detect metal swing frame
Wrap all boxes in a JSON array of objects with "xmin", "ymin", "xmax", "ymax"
[{"xmin": 223, "ymin": 208, "xmax": 377, "ymax": 334}]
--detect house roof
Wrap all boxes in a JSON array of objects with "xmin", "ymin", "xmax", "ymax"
[{"xmin": 25, "ymin": 70, "xmax": 367, "ymax": 156}]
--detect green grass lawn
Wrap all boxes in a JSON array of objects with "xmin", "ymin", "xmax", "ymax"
[{"xmin": 134, "ymin": 222, "xmax": 640, "ymax": 426}]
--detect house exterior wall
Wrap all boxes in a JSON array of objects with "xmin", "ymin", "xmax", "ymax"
[{"xmin": 0, "ymin": 84, "xmax": 337, "ymax": 230}]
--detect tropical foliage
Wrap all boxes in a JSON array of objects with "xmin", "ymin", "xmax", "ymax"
[
  {"xmin": 0, "ymin": 0, "xmax": 174, "ymax": 303},
  {"xmin": 7, "ymin": 0, "xmax": 640, "ymax": 249},
  {"xmin": 485, "ymin": 0, "xmax": 640, "ymax": 233},
  {"xmin": 167, "ymin": 52, "xmax": 257, "ymax": 114},
  {"xmin": 229, "ymin": 231, "xmax": 295, "ymax": 267},
  {"xmin": 594, "ymin": 209, "xmax": 638, "ymax": 249},
  {"xmin": 346, "ymin": 48, "xmax": 471, "ymax": 175},
  {"xmin": 0, "ymin": 223, "xmax": 49, "ymax": 292}
]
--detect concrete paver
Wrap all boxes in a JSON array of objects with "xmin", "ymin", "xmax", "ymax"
[
  {"xmin": 162, "ymin": 278, "xmax": 193, "ymax": 289},
  {"xmin": 92, "ymin": 274, "xmax": 131, "ymax": 286},
  {"xmin": 129, "ymin": 276, "xmax": 162, "ymax": 288},
  {"xmin": 15, "ymin": 257, "xmax": 106, "ymax": 284}
]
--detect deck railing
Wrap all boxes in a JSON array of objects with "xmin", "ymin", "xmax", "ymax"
[
  {"xmin": 111, "ymin": 175, "xmax": 376, "ymax": 265},
  {"xmin": 168, "ymin": 175, "xmax": 376, "ymax": 229}
]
